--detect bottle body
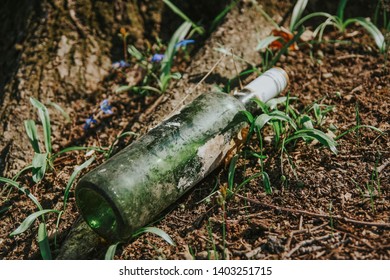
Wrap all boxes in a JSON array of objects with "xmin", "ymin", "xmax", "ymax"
[
  {"xmin": 76, "ymin": 92, "xmax": 247, "ymax": 241},
  {"xmin": 75, "ymin": 67, "xmax": 289, "ymax": 242}
]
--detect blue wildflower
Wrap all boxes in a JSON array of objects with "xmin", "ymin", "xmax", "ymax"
[
  {"xmin": 175, "ymin": 39, "xmax": 195, "ymax": 48},
  {"xmin": 84, "ymin": 116, "xmax": 97, "ymax": 130},
  {"xmin": 112, "ymin": 60, "xmax": 130, "ymax": 69},
  {"xmin": 100, "ymin": 99, "xmax": 113, "ymax": 115},
  {"xmin": 151, "ymin": 53, "xmax": 165, "ymax": 63}
]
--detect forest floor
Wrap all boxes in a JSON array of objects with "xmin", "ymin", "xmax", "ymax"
[{"xmin": 0, "ymin": 8, "xmax": 389, "ymax": 259}]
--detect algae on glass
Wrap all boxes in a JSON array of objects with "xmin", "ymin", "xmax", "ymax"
[{"xmin": 75, "ymin": 68, "xmax": 289, "ymax": 242}]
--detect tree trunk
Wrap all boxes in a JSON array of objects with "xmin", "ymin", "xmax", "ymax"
[
  {"xmin": 56, "ymin": 0, "xmax": 293, "ymax": 259},
  {"xmin": 0, "ymin": 0, "xmax": 163, "ymax": 177}
]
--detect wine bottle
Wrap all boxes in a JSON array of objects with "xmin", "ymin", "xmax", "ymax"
[{"xmin": 75, "ymin": 67, "xmax": 288, "ymax": 242}]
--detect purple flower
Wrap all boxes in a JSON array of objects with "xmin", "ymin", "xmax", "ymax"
[
  {"xmin": 175, "ymin": 39, "xmax": 195, "ymax": 48},
  {"xmin": 112, "ymin": 60, "xmax": 130, "ymax": 69},
  {"xmin": 151, "ymin": 53, "xmax": 165, "ymax": 63},
  {"xmin": 100, "ymin": 99, "xmax": 113, "ymax": 115},
  {"xmin": 84, "ymin": 116, "xmax": 97, "ymax": 130}
]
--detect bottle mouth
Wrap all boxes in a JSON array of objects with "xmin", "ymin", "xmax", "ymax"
[
  {"xmin": 262, "ymin": 67, "xmax": 289, "ymax": 93},
  {"xmin": 76, "ymin": 183, "xmax": 124, "ymax": 241}
]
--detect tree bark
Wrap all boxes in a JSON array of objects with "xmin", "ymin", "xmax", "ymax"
[
  {"xmin": 0, "ymin": 0, "xmax": 163, "ymax": 177},
  {"xmin": 56, "ymin": 0, "xmax": 293, "ymax": 259}
]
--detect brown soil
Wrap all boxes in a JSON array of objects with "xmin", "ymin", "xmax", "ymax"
[{"xmin": 0, "ymin": 2, "xmax": 389, "ymax": 260}]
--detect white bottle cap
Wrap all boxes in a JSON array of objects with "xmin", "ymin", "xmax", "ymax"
[{"xmin": 238, "ymin": 67, "xmax": 289, "ymax": 104}]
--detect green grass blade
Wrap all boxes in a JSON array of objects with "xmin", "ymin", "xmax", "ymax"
[
  {"xmin": 250, "ymin": 99, "xmax": 269, "ymax": 113},
  {"xmin": 160, "ymin": 21, "xmax": 192, "ymax": 92},
  {"xmin": 30, "ymin": 97, "xmax": 52, "ymax": 154},
  {"xmin": 105, "ymin": 242, "xmax": 120, "ymax": 260},
  {"xmin": 299, "ymin": 114, "xmax": 314, "ymax": 129},
  {"xmin": 335, "ymin": 125, "xmax": 383, "ymax": 140},
  {"xmin": 133, "ymin": 227, "xmax": 176, "ymax": 246},
  {"xmin": 0, "ymin": 205, "xmax": 11, "ymax": 215},
  {"xmin": 256, "ymin": 5, "xmax": 280, "ymax": 30},
  {"xmin": 256, "ymin": 36, "xmax": 280, "ymax": 51},
  {"xmin": 290, "ymin": 0, "xmax": 309, "ymax": 31},
  {"xmin": 262, "ymin": 171, "xmax": 272, "ymax": 194},
  {"xmin": 32, "ymin": 152, "xmax": 48, "ymax": 183},
  {"xmin": 128, "ymin": 45, "xmax": 144, "ymax": 61},
  {"xmin": 236, "ymin": 172, "xmax": 262, "ymax": 191},
  {"xmin": 106, "ymin": 131, "xmax": 138, "ymax": 158},
  {"xmin": 255, "ymin": 111, "xmax": 296, "ymax": 130},
  {"xmin": 336, "ymin": 0, "xmax": 348, "ymax": 21},
  {"xmin": 265, "ymin": 96, "xmax": 297, "ymax": 110},
  {"xmin": 162, "ymin": 0, "xmax": 204, "ymax": 35},
  {"xmin": 10, "ymin": 209, "xmax": 59, "ymax": 236},
  {"xmin": 48, "ymin": 101, "xmax": 71, "ymax": 123},
  {"xmin": 54, "ymin": 210, "xmax": 63, "ymax": 249},
  {"xmin": 24, "ymin": 120, "xmax": 40, "ymax": 153},
  {"xmin": 345, "ymin": 18, "xmax": 386, "ymax": 52},
  {"xmin": 293, "ymin": 12, "xmax": 334, "ymax": 31},
  {"xmin": 288, "ymin": 128, "xmax": 338, "ymax": 154},
  {"xmin": 210, "ymin": 0, "xmax": 238, "ymax": 32},
  {"xmin": 54, "ymin": 146, "xmax": 105, "ymax": 157},
  {"xmin": 228, "ymin": 154, "xmax": 239, "ymax": 191},
  {"xmin": 0, "ymin": 177, "xmax": 43, "ymax": 211},
  {"xmin": 63, "ymin": 156, "xmax": 95, "ymax": 210},
  {"xmin": 238, "ymin": 110, "xmax": 254, "ymax": 124},
  {"xmin": 38, "ymin": 223, "xmax": 52, "ymax": 260}
]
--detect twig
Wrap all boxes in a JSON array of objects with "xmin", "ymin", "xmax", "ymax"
[
  {"xmin": 171, "ymin": 53, "xmax": 227, "ymax": 112},
  {"xmin": 285, "ymin": 233, "xmax": 340, "ymax": 258},
  {"xmin": 236, "ymin": 194, "xmax": 390, "ymax": 228},
  {"xmin": 285, "ymin": 222, "xmax": 328, "ymax": 251},
  {"xmin": 337, "ymin": 54, "xmax": 365, "ymax": 60}
]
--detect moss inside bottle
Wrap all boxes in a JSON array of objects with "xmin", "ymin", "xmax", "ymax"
[{"xmin": 75, "ymin": 67, "xmax": 289, "ymax": 242}]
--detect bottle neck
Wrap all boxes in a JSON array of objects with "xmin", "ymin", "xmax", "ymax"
[{"xmin": 235, "ymin": 67, "xmax": 289, "ymax": 106}]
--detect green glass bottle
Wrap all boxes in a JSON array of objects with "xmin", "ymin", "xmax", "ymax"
[{"xmin": 75, "ymin": 67, "xmax": 289, "ymax": 241}]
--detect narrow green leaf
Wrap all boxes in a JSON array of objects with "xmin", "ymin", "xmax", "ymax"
[
  {"xmin": 63, "ymin": 156, "xmax": 95, "ymax": 210},
  {"xmin": 255, "ymin": 111, "xmax": 295, "ymax": 130},
  {"xmin": 30, "ymin": 97, "xmax": 52, "ymax": 154},
  {"xmin": 105, "ymin": 243, "xmax": 120, "ymax": 260},
  {"xmin": 115, "ymin": 85, "xmax": 133, "ymax": 94},
  {"xmin": 293, "ymin": 12, "xmax": 334, "ymax": 31},
  {"xmin": 128, "ymin": 45, "xmax": 144, "ymax": 60},
  {"xmin": 290, "ymin": 0, "xmax": 309, "ymax": 31},
  {"xmin": 210, "ymin": 0, "xmax": 238, "ymax": 32},
  {"xmin": 238, "ymin": 110, "xmax": 254, "ymax": 124},
  {"xmin": 24, "ymin": 120, "xmax": 40, "ymax": 153},
  {"xmin": 228, "ymin": 154, "xmax": 239, "ymax": 191},
  {"xmin": 256, "ymin": 36, "xmax": 280, "ymax": 51},
  {"xmin": 299, "ymin": 114, "xmax": 314, "ymax": 129},
  {"xmin": 236, "ymin": 172, "xmax": 263, "ymax": 191},
  {"xmin": 336, "ymin": 0, "xmax": 348, "ymax": 21},
  {"xmin": 32, "ymin": 152, "xmax": 48, "ymax": 183},
  {"xmin": 10, "ymin": 209, "xmax": 59, "ymax": 236},
  {"xmin": 0, "ymin": 205, "xmax": 11, "ymax": 215},
  {"xmin": 106, "ymin": 131, "xmax": 138, "ymax": 158},
  {"xmin": 162, "ymin": 0, "xmax": 204, "ymax": 35},
  {"xmin": 288, "ymin": 129, "xmax": 338, "ymax": 154},
  {"xmin": 161, "ymin": 21, "xmax": 192, "ymax": 79},
  {"xmin": 262, "ymin": 172, "xmax": 272, "ymax": 194},
  {"xmin": 159, "ymin": 21, "xmax": 192, "ymax": 92},
  {"xmin": 346, "ymin": 18, "xmax": 386, "ymax": 52},
  {"xmin": 335, "ymin": 125, "xmax": 383, "ymax": 140},
  {"xmin": 265, "ymin": 96, "xmax": 297, "ymax": 110},
  {"xmin": 0, "ymin": 177, "xmax": 42, "ymax": 210},
  {"xmin": 38, "ymin": 223, "xmax": 52, "ymax": 260},
  {"xmin": 251, "ymin": 98, "xmax": 269, "ymax": 113},
  {"xmin": 170, "ymin": 72, "xmax": 182, "ymax": 80},
  {"xmin": 133, "ymin": 227, "xmax": 176, "ymax": 246},
  {"xmin": 54, "ymin": 146, "xmax": 105, "ymax": 158},
  {"xmin": 48, "ymin": 101, "xmax": 71, "ymax": 123}
]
